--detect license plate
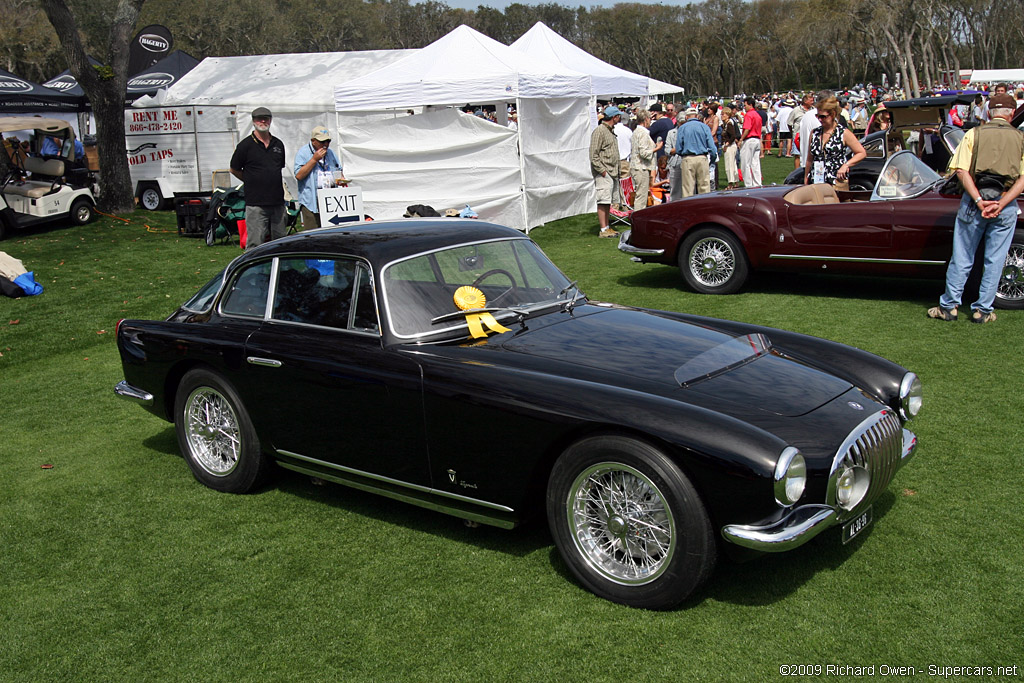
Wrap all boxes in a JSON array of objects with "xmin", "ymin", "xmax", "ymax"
[{"xmin": 841, "ymin": 506, "xmax": 872, "ymax": 544}]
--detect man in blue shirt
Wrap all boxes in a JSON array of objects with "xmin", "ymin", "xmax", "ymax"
[
  {"xmin": 675, "ymin": 107, "xmax": 718, "ymax": 197},
  {"xmin": 293, "ymin": 125, "xmax": 345, "ymax": 230}
]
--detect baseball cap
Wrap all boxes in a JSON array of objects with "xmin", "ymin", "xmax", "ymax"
[
  {"xmin": 251, "ymin": 107, "xmax": 272, "ymax": 119},
  {"xmin": 603, "ymin": 105, "xmax": 623, "ymax": 118},
  {"xmin": 649, "ymin": 102, "xmax": 663, "ymax": 113},
  {"xmin": 684, "ymin": 107, "xmax": 699, "ymax": 116},
  {"xmin": 989, "ymin": 93, "xmax": 1016, "ymax": 110},
  {"xmin": 311, "ymin": 126, "xmax": 331, "ymax": 141}
]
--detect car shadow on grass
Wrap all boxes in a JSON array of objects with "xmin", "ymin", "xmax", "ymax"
[
  {"xmin": 272, "ymin": 466, "xmax": 553, "ymax": 558},
  {"xmin": 700, "ymin": 490, "xmax": 898, "ymax": 607},
  {"xmin": 616, "ymin": 264, "xmax": 945, "ymax": 306}
]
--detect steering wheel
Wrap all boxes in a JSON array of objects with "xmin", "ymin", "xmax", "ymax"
[{"xmin": 471, "ymin": 268, "xmax": 518, "ymax": 305}]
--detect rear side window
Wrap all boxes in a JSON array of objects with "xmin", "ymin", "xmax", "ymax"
[
  {"xmin": 221, "ymin": 261, "xmax": 272, "ymax": 318},
  {"xmin": 271, "ymin": 257, "xmax": 379, "ymax": 334},
  {"xmin": 182, "ymin": 269, "xmax": 226, "ymax": 313}
]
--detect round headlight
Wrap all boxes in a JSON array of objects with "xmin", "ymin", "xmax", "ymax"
[
  {"xmin": 774, "ymin": 447, "xmax": 806, "ymax": 507},
  {"xmin": 899, "ymin": 372, "xmax": 922, "ymax": 420},
  {"xmin": 835, "ymin": 465, "xmax": 869, "ymax": 510}
]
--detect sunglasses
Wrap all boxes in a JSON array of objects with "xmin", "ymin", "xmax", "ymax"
[
  {"xmin": 816, "ymin": 113, "xmax": 831, "ymax": 120},
  {"xmin": 253, "ymin": 116, "xmax": 272, "ymax": 123}
]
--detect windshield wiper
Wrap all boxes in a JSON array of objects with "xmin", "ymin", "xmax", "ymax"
[
  {"xmin": 557, "ymin": 280, "xmax": 579, "ymax": 298},
  {"xmin": 430, "ymin": 306, "xmax": 529, "ymax": 325},
  {"xmin": 558, "ymin": 280, "xmax": 585, "ymax": 312}
]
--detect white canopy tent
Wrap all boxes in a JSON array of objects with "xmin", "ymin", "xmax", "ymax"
[
  {"xmin": 146, "ymin": 50, "xmax": 416, "ymax": 196},
  {"xmin": 334, "ymin": 25, "xmax": 594, "ymax": 231},
  {"xmin": 969, "ymin": 69, "xmax": 1024, "ymax": 85},
  {"xmin": 510, "ymin": 22, "xmax": 648, "ymax": 97}
]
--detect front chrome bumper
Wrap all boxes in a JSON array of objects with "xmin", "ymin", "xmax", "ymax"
[
  {"xmin": 617, "ymin": 229, "xmax": 664, "ymax": 257},
  {"xmin": 722, "ymin": 427, "xmax": 917, "ymax": 552},
  {"xmin": 114, "ymin": 380, "xmax": 154, "ymax": 406}
]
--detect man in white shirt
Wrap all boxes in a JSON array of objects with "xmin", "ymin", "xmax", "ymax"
[
  {"xmin": 799, "ymin": 90, "xmax": 831, "ymax": 172},
  {"xmin": 614, "ymin": 118, "xmax": 632, "ymax": 179},
  {"xmin": 775, "ymin": 98, "xmax": 794, "ymax": 157}
]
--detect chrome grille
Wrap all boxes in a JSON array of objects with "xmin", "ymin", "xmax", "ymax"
[{"xmin": 828, "ymin": 410, "xmax": 905, "ymax": 521}]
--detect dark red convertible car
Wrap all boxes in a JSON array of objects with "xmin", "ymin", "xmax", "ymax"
[{"xmin": 620, "ymin": 151, "xmax": 1024, "ymax": 309}]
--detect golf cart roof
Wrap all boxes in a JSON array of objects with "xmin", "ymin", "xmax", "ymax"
[{"xmin": 0, "ymin": 117, "xmax": 76, "ymax": 136}]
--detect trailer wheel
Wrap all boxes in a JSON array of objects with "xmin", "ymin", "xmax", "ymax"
[{"xmin": 139, "ymin": 184, "xmax": 165, "ymax": 211}]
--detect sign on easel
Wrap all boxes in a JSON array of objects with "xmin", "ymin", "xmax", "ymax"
[{"xmin": 317, "ymin": 186, "xmax": 364, "ymax": 226}]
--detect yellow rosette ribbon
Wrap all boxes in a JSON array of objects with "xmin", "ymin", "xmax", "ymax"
[{"xmin": 453, "ymin": 285, "xmax": 511, "ymax": 339}]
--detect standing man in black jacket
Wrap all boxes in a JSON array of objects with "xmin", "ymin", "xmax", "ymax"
[{"xmin": 230, "ymin": 107, "xmax": 286, "ymax": 249}]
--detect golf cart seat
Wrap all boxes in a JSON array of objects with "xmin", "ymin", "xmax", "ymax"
[{"xmin": 4, "ymin": 157, "xmax": 65, "ymax": 198}]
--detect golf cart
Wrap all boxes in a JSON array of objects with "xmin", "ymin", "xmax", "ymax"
[{"xmin": 0, "ymin": 117, "xmax": 97, "ymax": 240}]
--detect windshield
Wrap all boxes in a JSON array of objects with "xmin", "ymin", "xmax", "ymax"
[
  {"xmin": 382, "ymin": 238, "xmax": 575, "ymax": 339},
  {"xmin": 872, "ymin": 151, "xmax": 942, "ymax": 201}
]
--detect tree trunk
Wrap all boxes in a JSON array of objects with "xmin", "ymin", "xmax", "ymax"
[{"xmin": 40, "ymin": 0, "xmax": 144, "ymax": 214}]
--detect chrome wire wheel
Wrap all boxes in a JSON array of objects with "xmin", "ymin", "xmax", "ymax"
[
  {"xmin": 567, "ymin": 462, "xmax": 676, "ymax": 585},
  {"xmin": 183, "ymin": 386, "xmax": 242, "ymax": 477},
  {"xmin": 688, "ymin": 236, "xmax": 736, "ymax": 287},
  {"xmin": 998, "ymin": 243, "xmax": 1024, "ymax": 306}
]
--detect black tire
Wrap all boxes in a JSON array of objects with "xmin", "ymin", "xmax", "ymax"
[
  {"xmin": 994, "ymin": 229, "xmax": 1024, "ymax": 310},
  {"xmin": 678, "ymin": 227, "xmax": 750, "ymax": 295},
  {"xmin": 547, "ymin": 435, "xmax": 716, "ymax": 610},
  {"xmin": 69, "ymin": 198, "xmax": 94, "ymax": 226},
  {"xmin": 173, "ymin": 368, "xmax": 269, "ymax": 493},
  {"xmin": 139, "ymin": 184, "xmax": 164, "ymax": 211}
]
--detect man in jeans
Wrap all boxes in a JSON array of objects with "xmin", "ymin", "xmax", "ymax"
[
  {"xmin": 928, "ymin": 93, "xmax": 1024, "ymax": 324},
  {"xmin": 230, "ymin": 107, "xmax": 286, "ymax": 249}
]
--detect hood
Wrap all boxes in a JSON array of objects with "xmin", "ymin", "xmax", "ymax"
[{"xmin": 500, "ymin": 307, "xmax": 851, "ymax": 417}]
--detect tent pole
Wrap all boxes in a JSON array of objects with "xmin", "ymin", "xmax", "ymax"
[{"xmin": 516, "ymin": 96, "xmax": 529, "ymax": 233}]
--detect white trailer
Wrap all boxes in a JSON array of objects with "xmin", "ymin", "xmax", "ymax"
[{"xmin": 124, "ymin": 105, "xmax": 238, "ymax": 209}]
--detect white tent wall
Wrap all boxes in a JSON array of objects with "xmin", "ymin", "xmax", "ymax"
[
  {"xmin": 339, "ymin": 108, "xmax": 527, "ymax": 228},
  {"xmin": 333, "ymin": 25, "xmax": 594, "ymax": 232},
  {"xmin": 519, "ymin": 97, "xmax": 594, "ymax": 228}
]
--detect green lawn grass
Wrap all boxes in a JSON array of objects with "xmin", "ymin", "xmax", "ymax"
[{"xmin": 2, "ymin": 169, "xmax": 1021, "ymax": 681}]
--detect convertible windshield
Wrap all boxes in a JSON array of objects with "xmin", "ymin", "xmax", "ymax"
[
  {"xmin": 872, "ymin": 152, "xmax": 942, "ymax": 201},
  {"xmin": 382, "ymin": 238, "xmax": 575, "ymax": 339}
]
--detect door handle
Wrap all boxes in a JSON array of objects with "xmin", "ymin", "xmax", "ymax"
[{"xmin": 247, "ymin": 356, "xmax": 282, "ymax": 368}]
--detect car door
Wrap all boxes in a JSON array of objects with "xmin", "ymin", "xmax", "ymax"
[
  {"xmin": 242, "ymin": 256, "xmax": 430, "ymax": 487},
  {"xmin": 783, "ymin": 200, "xmax": 894, "ymax": 257}
]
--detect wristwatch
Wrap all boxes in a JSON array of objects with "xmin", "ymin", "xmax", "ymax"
[{"xmin": 974, "ymin": 196, "xmax": 983, "ymax": 205}]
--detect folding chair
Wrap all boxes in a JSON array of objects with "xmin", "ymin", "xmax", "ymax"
[{"xmin": 610, "ymin": 174, "xmax": 635, "ymax": 229}]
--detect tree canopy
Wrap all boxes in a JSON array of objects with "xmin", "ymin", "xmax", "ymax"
[{"xmin": 4, "ymin": 0, "xmax": 1020, "ymax": 98}]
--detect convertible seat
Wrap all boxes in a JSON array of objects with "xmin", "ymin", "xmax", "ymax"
[
  {"xmin": 4, "ymin": 157, "xmax": 65, "ymax": 198},
  {"xmin": 784, "ymin": 183, "xmax": 840, "ymax": 206}
]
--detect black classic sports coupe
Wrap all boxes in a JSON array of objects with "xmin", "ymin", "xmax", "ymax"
[{"xmin": 115, "ymin": 220, "xmax": 922, "ymax": 609}]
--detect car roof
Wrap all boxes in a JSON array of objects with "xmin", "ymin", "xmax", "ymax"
[{"xmin": 240, "ymin": 219, "xmax": 527, "ymax": 268}]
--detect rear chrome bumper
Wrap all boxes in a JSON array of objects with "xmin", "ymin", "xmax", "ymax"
[
  {"xmin": 114, "ymin": 380, "xmax": 153, "ymax": 406},
  {"xmin": 723, "ymin": 426, "xmax": 917, "ymax": 552},
  {"xmin": 617, "ymin": 230, "xmax": 664, "ymax": 257}
]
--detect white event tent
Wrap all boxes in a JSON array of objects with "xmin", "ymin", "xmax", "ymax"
[
  {"xmin": 147, "ymin": 49, "xmax": 416, "ymax": 196},
  {"xmin": 510, "ymin": 22, "xmax": 649, "ymax": 97},
  {"xmin": 333, "ymin": 25, "xmax": 594, "ymax": 231},
  {"xmin": 969, "ymin": 69, "xmax": 1024, "ymax": 85}
]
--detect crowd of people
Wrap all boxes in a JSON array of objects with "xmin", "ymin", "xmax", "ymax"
[{"xmin": 589, "ymin": 81, "xmax": 1024, "ymax": 238}]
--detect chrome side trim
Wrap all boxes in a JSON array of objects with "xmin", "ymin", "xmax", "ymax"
[
  {"xmin": 722, "ymin": 504, "xmax": 837, "ymax": 552},
  {"xmin": 246, "ymin": 356, "xmax": 282, "ymax": 368},
  {"xmin": 276, "ymin": 449, "xmax": 515, "ymax": 513},
  {"xmin": 768, "ymin": 254, "xmax": 946, "ymax": 265},
  {"xmin": 618, "ymin": 230, "xmax": 665, "ymax": 256},
  {"xmin": 114, "ymin": 380, "xmax": 154, "ymax": 406}
]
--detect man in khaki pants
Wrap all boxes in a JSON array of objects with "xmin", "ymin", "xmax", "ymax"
[{"xmin": 675, "ymin": 107, "xmax": 718, "ymax": 197}]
